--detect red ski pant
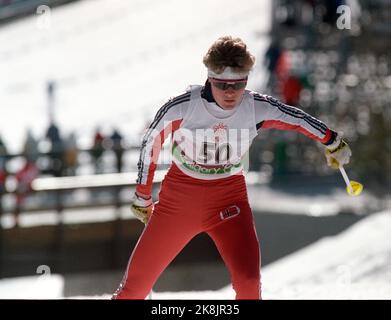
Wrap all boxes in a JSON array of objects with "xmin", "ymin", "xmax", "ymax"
[{"xmin": 113, "ymin": 164, "xmax": 261, "ymax": 299}]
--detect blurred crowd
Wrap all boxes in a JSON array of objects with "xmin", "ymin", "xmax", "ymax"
[
  {"xmin": 0, "ymin": 123, "xmax": 127, "ymax": 204},
  {"xmin": 255, "ymin": 0, "xmax": 391, "ymax": 195}
]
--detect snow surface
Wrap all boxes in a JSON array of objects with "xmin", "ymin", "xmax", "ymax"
[
  {"xmin": 1, "ymin": 210, "xmax": 390, "ymax": 299},
  {"xmin": 261, "ymin": 209, "xmax": 391, "ymax": 299}
]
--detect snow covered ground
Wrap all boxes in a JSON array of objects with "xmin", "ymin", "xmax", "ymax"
[
  {"xmin": 0, "ymin": 0, "xmax": 271, "ymax": 153},
  {"xmin": 247, "ymin": 183, "xmax": 382, "ymax": 216},
  {"xmin": 1, "ymin": 209, "xmax": 390, "ymax": 299},
  {"xmin": 261, "ymin": 209, "xmax": 391, "ymax": 299}
]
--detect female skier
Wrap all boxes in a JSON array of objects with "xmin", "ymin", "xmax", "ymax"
[{"xmin": 113, "ymin": 36, "xmax": 351, "ymax": 299}]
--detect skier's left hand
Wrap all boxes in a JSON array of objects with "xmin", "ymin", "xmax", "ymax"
[{"xmin": 325, "ymin": 134, "xmax": 352, "ymax": 169}]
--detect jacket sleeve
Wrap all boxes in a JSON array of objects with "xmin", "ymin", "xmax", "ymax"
[
  {"xmin": 135, "ymin": 92, "xmax": 191, "ymax": 196},
  {"xmin": 253, "ymin": 93, "xmax": 337, "ymax": 145}
]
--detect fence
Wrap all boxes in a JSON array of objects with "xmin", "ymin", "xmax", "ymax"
[{"xmin": 0, "ymin": 170, "xmax": 166, "ymax": 277}]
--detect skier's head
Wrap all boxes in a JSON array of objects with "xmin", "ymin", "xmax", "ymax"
[{"xmin": 203, "ymin": 36, "xmax": 255, "ymax": 109}]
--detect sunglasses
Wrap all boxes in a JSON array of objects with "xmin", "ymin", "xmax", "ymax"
[{"xmin": 210, "ymin": 78, "xmax": 247, "ymax": 90}]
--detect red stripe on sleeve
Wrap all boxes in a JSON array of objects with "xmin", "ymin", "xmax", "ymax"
[
  {"xmin": 320, "ymin": 128, "xmax": 333, "ymax": 144},
  {"xmin": 136, "ymin": 119, "xmax": 182, "ymax": 196},
  {"xmin": 262, "ymin": 120, "xmax": 328, "ymax": 142}
]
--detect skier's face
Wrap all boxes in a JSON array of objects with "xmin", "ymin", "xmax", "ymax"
[{"xmin": 209, "ymin": 78, "xmax": 247, "ymax": 110}]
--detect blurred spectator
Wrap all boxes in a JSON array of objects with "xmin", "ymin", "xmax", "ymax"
[
  {"xmin": 265, "ymin": 40, "xmax": 282, "ymax": 75},
  {"xmin": 45, "ymin": 121, "xmax": 64, "ymax": 177},
  {"xmin": 0, "ymin": 135, "xmax": 8, "ymax": 196},
  {"xmin": 275, "ymin": 49, "xmax": 290, "ymax": 85},
  {"xmin": 0, "ymin": 134, "xmax": 7, "ymax": 168},
  {"xmin": 22, "ymin": 129, "xmax": 39, "ymax": 163},
  {"xmin": 273, "ymin": 138, "xmax": 288, "ymax": 177},
  {"xmin": 15, "ymin": 159, "xmax": 39, "ymax": 206},
  {"xmin": 264, "ymin": 40, "xmax": 282, "ymax": 88},
  {"xmin": 63, "ymin": 132, "xmax": 78, "ymax": 176},
  {"xmin": 110, "ymin": 129, "xmax": 124, "ymax": 173},
  {"xmin": 302, "ymin": 0, "xmax": 316, "ymax": 24},
  {"xmin": 47, "ymin": 80, "xmax": 56, "ymax": 122},
  {"xmin": 281, "ymin": 73, "xmax": 303, "ymax": 106},
  {"xmin": 91, "ymin": 127, "xmax": 105, "ymax": 174},
  {"xmin": 277, "ymin": 0, "xmax": 298, "ymax": 26},
  {"xmin": 0, "ymin": 166, "xmax": 6, "ymax": 195}
]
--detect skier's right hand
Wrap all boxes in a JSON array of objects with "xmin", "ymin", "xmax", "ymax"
[{"xmin": 130, "ymin": 192, "xmax": 153, "ymax": 224}]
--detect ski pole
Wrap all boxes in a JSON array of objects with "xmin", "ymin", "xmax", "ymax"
[{"xmin": 338, "ymin": 165, "xmax": 363, "ymax": 196}]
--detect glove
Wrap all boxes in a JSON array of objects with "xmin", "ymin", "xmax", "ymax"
[
  {"xmin": 130, "ymin": 193, "xmax": 153, "ymax": 224},
  {"xmin": 325, "ymin": 133, "xmax": 352, "ymax": 169}
]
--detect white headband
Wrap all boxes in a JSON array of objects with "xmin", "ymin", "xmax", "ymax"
[{"xmin": 207, "ymin": 66, "xmax": 249, "ymax": 80}]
